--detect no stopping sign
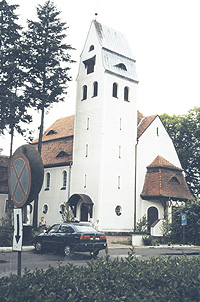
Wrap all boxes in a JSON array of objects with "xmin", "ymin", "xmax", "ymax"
[{"xmin": 9, "ymin": 145, "xmax": 44, "ymax": 208}]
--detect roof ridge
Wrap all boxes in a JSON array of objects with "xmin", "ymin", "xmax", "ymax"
[{"xmin": 148, "ymin": 155, "xmax": 183, "ymax": 171}]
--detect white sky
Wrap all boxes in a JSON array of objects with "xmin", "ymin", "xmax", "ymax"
[{"xmin": 1, "ymin": 0, "xmax": 200, "ymax": 155}]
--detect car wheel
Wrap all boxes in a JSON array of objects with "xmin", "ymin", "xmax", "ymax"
[
  {"xmin": 64, "ymin": 245, "xmax": 72, "ymax": 257},
  {"xmin": 90, "ymin": 250, "xmax": 99, "ymax": 258},
  {"xmin": 35, "ymin": 242, "xmax": 42, "ymax": 253}
]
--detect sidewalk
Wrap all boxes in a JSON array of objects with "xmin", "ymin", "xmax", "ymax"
[{"xmin": 1, "ymin": 243, "xmax": 199, "ymax": 252}]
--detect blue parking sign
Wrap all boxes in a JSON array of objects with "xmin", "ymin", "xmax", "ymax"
[{"xmin": 181, "ymin": 214, "xmax": 187, "ymax": 226}]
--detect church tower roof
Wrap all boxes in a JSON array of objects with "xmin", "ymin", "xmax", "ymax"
[
  {"xmin": 93, "ymin": 20, "xmax": 134, "ymax": 59},
  {"xmin": 90, "ymin": 20, "xmax": 138, "ymax": 82}
]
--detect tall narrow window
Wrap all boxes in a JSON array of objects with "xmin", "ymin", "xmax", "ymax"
[
  {"xmin": 82, "ymin": 85, "xmax": 87, "ymax": 100},
  {"xmin": 118, "ymin": 176, "xmax": 121, "ymax": 189},
  {"xmin": 119, "ymin": 146, "xmax": 121, "ymax": 159},
  {"xmin": 87, "ymin": 117, "xmax": 90, "ymax": 130},
  {"xmin": 93, "ymin": 81, "xmax": 98, "ymax": 97},
  {"xmin": 61, "ymin": 170, "xmax": 67, "ymax": 190},
  {"xmin": 112, "ymin": 82, "xmax": 118, "ymax": 98},
  {"xmin": 45, "ymin": 172, "xmax": 50, "ymax": 190},
  {"xmin": 85, "ymin": 144, "xmax": 89, "ymax": 157},
  {"xmin": 84, "ymin": 174, "xmax": 87, "ymax": 188},
  {"xmin": 120, "ymin": 118, "xmax": 122, "ymax": 130},
  {"xmin": 124, "ymin": 86, "xmax": 129, "ymax": 101}
]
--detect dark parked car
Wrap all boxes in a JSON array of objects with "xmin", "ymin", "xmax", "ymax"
[{"xmin": 34, "ymin": 222, "xmax": 107, "ymax": 257}]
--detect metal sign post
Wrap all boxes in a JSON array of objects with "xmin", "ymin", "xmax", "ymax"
[
  {"xmin": 13, "ymin": 209, "xmax": 23, "ymax": 276},
  {"xmin": 181, "ymin": 214, "xmax": 187, "ymax": 245},
  {"xmin": 8, "ymin": 144, "xmax": 44, "ymax": 278}
]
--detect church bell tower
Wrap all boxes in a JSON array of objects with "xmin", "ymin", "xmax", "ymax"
[{"xmin": 71, "ymin": 20, "xmax": 138, "ymax": 231}]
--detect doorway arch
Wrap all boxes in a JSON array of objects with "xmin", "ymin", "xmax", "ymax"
[
  {"xmin": 147, "ymin": 206, "xmax": 158, "ymax": 229},
  {"xmin": 68, "ymin": 194, "xmax": 93, "ymax": 222}
]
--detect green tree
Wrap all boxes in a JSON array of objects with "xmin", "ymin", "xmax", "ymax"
[
  {"xmin": 23, "ymin": 0, "xmax": 74, "ymax": 154},
  {"xmin": 61, "ymin": 201, "xmax": 75, "ymax": 222},
  {"xmin": 0, "ymin": 0, "xmax": 31, "ymax": 156},
  {"xmin": 23, "ymin": 0, "xmax": 74, "ymax": 227},
  {"xmin": 171, "ymin": 200, "xmax": 200, "ymax": 245},
  {"xmin": 160, "ymin": 107, "xmax": 200, "ymax": 197}
]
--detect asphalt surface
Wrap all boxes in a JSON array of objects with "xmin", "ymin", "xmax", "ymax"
[{"xmin": 0, "ymin": 244, "xmax": 200, "ymax": 278}]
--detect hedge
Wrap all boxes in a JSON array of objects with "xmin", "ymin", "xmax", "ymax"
[{"xmin": 0, "ymin": 249, "xmax": 200, "ymax": 302}]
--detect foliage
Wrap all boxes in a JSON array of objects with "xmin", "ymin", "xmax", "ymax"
[
  {"xmin": 160, "ymin": 107, "xmax": 200, "ymax": 197},
  {"xmin": 133, "ymin": 215, "xmax": 149, "ymax": 234},
  {"xmin": 0, "ymin": 209, "xmax": 13, "ymax": 246},
  {"xmin": 61, "ymin": 201, "xmax": 75, "ymax": 222},
  {"xmin": 22, "ymin": 0, "xmax": 75, "ymax": 227},
  {"xmin": 170, "ymin": 199, "xmax": 200, "ymax": 245},
  {"xmin": 111, "ymin": 239, "xmax": 132, "ymax": 245},
  {"xmin": 22, "ymin": 0, "xmax": 75, "ymax": 154},
  {"xmin": 1, "ymin": 251, "xmax": 200, "ymax": 301},
  {"xmin": 160, "ymin": 209, "xmax": 171, "ymax": 239},
  {"xmin": 142, "ymin": 235, "xmax": 153, "ymax": 246},
  {"xmin": 0, "ymin": 0, "xmax": 32, "ymax": 153}
]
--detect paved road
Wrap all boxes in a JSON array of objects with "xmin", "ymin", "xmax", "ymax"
[{"xmin": 0, "ymin": 245, "xmax": 199, "ymax": 278}]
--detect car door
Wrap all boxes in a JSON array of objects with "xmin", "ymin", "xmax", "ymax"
[
  {"xmin": 42, "ymin": 224, "xmax": 60, "ymax": 251},
  {"xmin": 53, "ymin": 224, "xmax": 74, "ymax": 251}
]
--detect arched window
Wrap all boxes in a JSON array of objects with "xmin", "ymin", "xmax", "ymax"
[
  {"xmin": 147, "ymin": 206, "xmax": 158, "ymax": 230},
  {"xmin": 112, "ymin": 83, "xmax": 118, "ymax": 98},
  {"xmin": 45, "ymin": 172, "xmax": 50, "ymax": 190},
  {"xmin": 61, "ymin": 170, "xmax": 67, "ymax": 190},
  {"xmin": 93, "ymin": 81, "xmax": 98, "ymax": 97},
  {"xmin": 124, "ymin": 86, "xmax": 129, "ymax": 101},
  {"xmin": 82, "ymin": 85, "xmax": 87, "ymax": 100},
  {"xmin": 115, "ymin": 63, "xmax": 127, "ymax": 71},
  {"xmin": 89, "ymin": 45, "xmax": 94, "ymax": 51}
]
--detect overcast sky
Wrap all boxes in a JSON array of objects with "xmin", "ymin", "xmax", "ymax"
[{"xmin": 1, "ymin": 0, "xmax": 200, "ymax": 155}]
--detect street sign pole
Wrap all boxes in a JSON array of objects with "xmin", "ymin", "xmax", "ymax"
[
  {"xmin": 181, "ymin": 214, "xmax": 187, "ymax": 245},
  {"xmin": 8, "ymin": 145, "xmax": 44, "ymax": 278},
  {"xmin": 183, "ymin": 225, "xmax": 185, "ymax": 245},
  {"xmin": 13, "ymin": 208, "xmax": 23, "ymax": 276}
]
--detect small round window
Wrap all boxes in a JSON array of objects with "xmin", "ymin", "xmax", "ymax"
[
  {"xmin": 43, "ymin": 204, "xmax": 48, "ymax": 214},
  {"xmin": 59, "ymin": 204, "xmax": 65, "ymax": 214},
  {"xmin": 115, "ymin": 205, "xmax": 122, "ymax": 216}
]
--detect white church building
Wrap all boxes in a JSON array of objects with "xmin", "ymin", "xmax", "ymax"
[{"xmin": 1, "ymin": 20, "xmax": 192, "ymax": 234}]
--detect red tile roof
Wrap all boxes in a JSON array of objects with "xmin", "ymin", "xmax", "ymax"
[
  {"xmin": 141, "ymin": 155, "xmax": 194, "ymax": 201},
  {"xmin": 33, "ymin": 115, "xmax": 74, "ymax": 143},
  {"xmin": 32, "ymin": 115, "xmax": 74, "ymax": 167},
  {"xmin": 137, "ymin": 114, "xmax": 158, "ymax": 138}
]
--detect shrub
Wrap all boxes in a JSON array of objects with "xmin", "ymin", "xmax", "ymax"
[
  {"xmin": 133, "ymin": 215, "xmax": 149, "ymax": 234},
  {"xmin": 1, "ymin": 250, "xmax": 199, "ymax": 301},
  {"xmin": 0, "ymin": 210, "xmax": 13, "ymax": 247},
  {"xmin": 142, "ymin": 235, "xmax": 152, "ymax": 246},
  {"xmin": 171, "ymin": 200, "xmax": 200, "ymax": 245}
]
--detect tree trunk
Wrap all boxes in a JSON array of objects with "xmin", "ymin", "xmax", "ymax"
[{"xmin": 32, "ymin": 107, "xmax": 45, "ymax": 228}]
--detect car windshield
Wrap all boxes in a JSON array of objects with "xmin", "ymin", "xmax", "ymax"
[{"xmin": 73, "ymin": 225, "xmax": 97, "ymax": 233}]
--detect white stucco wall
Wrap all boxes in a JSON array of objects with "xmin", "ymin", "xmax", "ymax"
[
  {"xmin": 38, "ymin": 165, "xmax": 71, "ymax": 226},
  {"xmin": 136, "ymin": 117, "xmax": 182, "ymax": 225},
  {"xmin": 71, "ymin": 21, "xmax": 138, "ymax": 231}
]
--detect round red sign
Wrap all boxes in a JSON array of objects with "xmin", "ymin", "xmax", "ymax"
[
  {"xmin": 8, "ymin": 144, "xmax": 44, "ymax": 208},
  {"xmin": 9, "ymin": 153, "xmax": 32, "ymax": 208}
]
